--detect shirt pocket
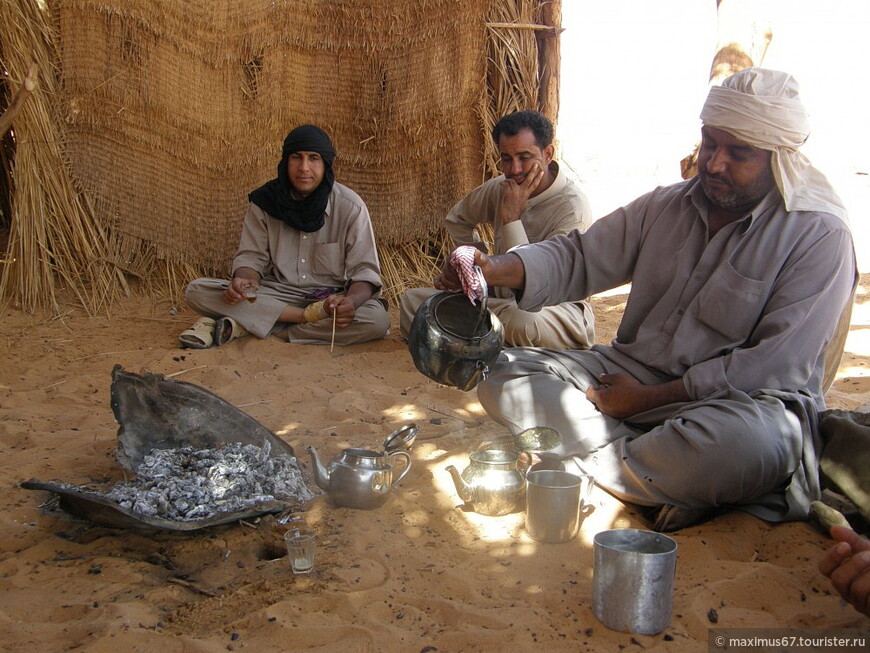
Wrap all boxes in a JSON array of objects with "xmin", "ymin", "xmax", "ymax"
[
  {"xmin": 694, "ymin": 262, "xmax": 767, "ymax": 341},
  {"xmin": 312, "ymin": 242, "xmax": 343, "ymax": 277}
]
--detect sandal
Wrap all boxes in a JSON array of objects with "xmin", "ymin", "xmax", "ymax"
[
  {"xmin": 214, "ymin": 316, "xmax": 250, "ymax": 346},
  {"xmin": 179, "ymin": 317, "xmax": 216, "ymax": 349}
]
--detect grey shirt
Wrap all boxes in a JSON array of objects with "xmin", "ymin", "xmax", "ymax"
[
  {"xmin": 513, "ymin": 177, "xmax": 856, "ymax": 408},
  {"xmin": 233, "ymin": 182, "xmax": 383, "ymax": 295}
]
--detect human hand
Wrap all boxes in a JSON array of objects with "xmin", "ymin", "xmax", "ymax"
[
  {"xmin": 435, "ymin": 248, "xmax": 489, "ymax": 291},
  {"xmin": 586, "ymin": 374, "xmax": 690, "ymax": 420},
  {"xmin": 585, "ymin": 373, "xmax": 646, "ymax": 419},
  {"xmin": 224, "ymin": 277, "xmax": 259, "ymax": 305},
  {"xmin": 434, "ymin": 259, "xmax": 462, "ymax": 291},
  {"xmin": 499, "ymin": 162, "xmax": 545, "ymax": 224},
  {"xmin": 819, "ymin": 525, "xmax": 870, "ymax": 617},
  {"xmin": 324, "ymin": 294, "xmax": 356, "ymax": 328}
]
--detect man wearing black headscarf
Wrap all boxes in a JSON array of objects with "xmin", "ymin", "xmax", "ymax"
[{"xmin": 180, "ymin": 125, "xmax": 390, "ymax": 348}]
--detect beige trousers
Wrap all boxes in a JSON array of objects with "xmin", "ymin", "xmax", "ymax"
[{"xmin": 185, "ymin": 277, "xmax": 390, "ymax": 345}]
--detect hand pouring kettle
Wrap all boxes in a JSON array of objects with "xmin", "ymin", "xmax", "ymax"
[
  {"xmin": 408, "ymin": 267, "xmax": 504, "ymax": 392},
  {"xmin": 308, "ymin": 424, "xmax": 416, "ymax": 509}
]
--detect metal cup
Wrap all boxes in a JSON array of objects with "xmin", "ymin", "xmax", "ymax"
[
  {"xmin": 525, "ymin": 470, "xmax": 594, "ymax": 543},
  {"xmin": 592, "ymin": 528, "xmax": 678, "ymax": 634},
  {"xmin": 284, "ymin": 529, "xmax": 316, "ymax": 574}
]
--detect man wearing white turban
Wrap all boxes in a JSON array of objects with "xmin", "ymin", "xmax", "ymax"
[
  {"xmin": 434, "ymin": 68, "xmax": 857, "ymax": 531},
  {"xmin": 699, "ymin": 67, "xmax": 846, "ymax": 221}
]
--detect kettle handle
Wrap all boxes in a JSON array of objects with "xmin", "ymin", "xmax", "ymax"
[
  {"xmin": 388, "ymin": 450, "xmax": 412, "ymax": 487},
  {"xmin": 475, "ymin": 265, "xmax": 488, "ymax": 302},
  {"xmin": 472, "ymin": 265, "xmax": 489, "ymax": 335}
]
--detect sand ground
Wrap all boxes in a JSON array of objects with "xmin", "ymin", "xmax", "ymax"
[{"xmin": 1, "ymin": 274, "xmax": 868, "ymax": 652}]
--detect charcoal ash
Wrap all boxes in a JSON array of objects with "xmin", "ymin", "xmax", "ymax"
[{"xmin": 103, "ymin": 440, "xmax": 315, "ymax": 522}]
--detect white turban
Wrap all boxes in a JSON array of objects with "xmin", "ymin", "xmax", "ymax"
[{"xmin": 700, "ymin": 67, "xmax": 846, "ymax": 222}]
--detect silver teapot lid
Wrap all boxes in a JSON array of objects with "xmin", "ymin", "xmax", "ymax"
[
  {"xmin": 513, "ymin": 426, "xmax": 561, "ymax": 454},
  {"xmin": 383, "ymin": 423, "xmax": 418, "ymax": 453},
  {"xmin": 477, "ymin": 426, "xmax": 562, "ymax": 455}
]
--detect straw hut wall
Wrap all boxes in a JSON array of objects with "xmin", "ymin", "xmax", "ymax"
[{"xmin": 0, "ymin": 0, "xmax": 560, "ymax": 314}]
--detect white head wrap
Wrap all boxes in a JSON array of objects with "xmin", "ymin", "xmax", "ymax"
[{"xmin": 699, "ymin": 67, "xmax": 846, "ymax": 221}]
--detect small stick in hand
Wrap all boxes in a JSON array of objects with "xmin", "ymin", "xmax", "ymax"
[{"xmin": 330, "ymin": 309, "xmax": 337, "ymax": 353}]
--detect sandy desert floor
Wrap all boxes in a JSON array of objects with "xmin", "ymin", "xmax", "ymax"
[{"xmin": 1, "ymin": 274, "xmax": 868, "ymax": 652}]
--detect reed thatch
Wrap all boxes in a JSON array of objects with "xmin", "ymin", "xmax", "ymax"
[
  {"xmin": 0, "ymin": 0, "xmax": 125, "ymax": 314},
  {"xmin": 0, "ymin": 0, "xmax": 558, "ymax": 313}
]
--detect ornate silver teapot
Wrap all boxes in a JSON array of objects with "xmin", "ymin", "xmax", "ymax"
[
  {"xmin": 308, "ymin": 424, "xmax": 416, "ymax": 510},
  {"xmin": 446, "ymin": 449, "xmax": 526, "ymax": 516}
]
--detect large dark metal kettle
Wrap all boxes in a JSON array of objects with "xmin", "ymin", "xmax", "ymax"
[{"xmin": 407, "ymin": 268, "xmax": 504, "ymax": 392}]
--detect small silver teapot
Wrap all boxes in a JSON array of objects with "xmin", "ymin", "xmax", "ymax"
[
  {"xmin": 446, "ymin": 449, "xmax": 526, "ymax": 516},
  {"xmin": 308, "ymin": 424, "xmax": 416, "ymax": 510}
]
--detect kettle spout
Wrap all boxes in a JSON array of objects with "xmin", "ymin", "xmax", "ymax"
[
  {"xmin": 307, "ymin": 446, "xmax": 330, "ymax": 492},
  {"xmin": 446, "ymin": 465, "xmax": 472, "ymax": 503}
]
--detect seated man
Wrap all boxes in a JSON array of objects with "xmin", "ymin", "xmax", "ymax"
[
  {"xmin": 400, "ymin": 110, "xmax": 595, "ymax": 350},
  {"xmin": 436, "ymin": 68, "xmax": 857, "ymax": 531},
  {"xmin": 180, "ymin": 125, "xmax": 390, "ymax": 348},
  {"xmin": 819, "ymin": 525, "xmax": 870, "ymax": 617}
]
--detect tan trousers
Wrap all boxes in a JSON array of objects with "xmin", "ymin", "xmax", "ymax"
[{"xmin": 185, "ymin": 277, "xmax": 390, "ymax": 345}]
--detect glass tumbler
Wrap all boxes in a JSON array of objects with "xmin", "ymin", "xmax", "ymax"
[{"xmin": 284, "ymin": 529, "xmax": 316, "ymax": 574}]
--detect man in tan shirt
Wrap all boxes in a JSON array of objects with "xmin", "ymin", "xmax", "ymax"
[
  {"xmin": 399, "ymin": 110, "xmax": 595, "ymax": 350},
  {"xmin": 180, "ymin": 125, "xmax": 389, "ymax": 348}
]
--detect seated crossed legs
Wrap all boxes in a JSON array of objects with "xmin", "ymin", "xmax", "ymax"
[
  {"xmin": 182, "ymin": 278, "xmax": 389, "ymax": 348},
  {"xmin": 477, "ymin": 348, "xmax": 806, "ymax": 531}
]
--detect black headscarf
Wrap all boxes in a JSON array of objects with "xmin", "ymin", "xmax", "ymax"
[{"xmin": 248, "ymin": 125, "xmax": 336, "ymax": 232}]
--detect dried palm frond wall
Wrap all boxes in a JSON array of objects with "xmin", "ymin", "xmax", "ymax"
[
  {"xmin": 0, "ymin": 0, "xmax": 559, "ymax": 314},
  {"xmin": 0, "ymin": 0, "xmax": 125, "ymax": 314}
]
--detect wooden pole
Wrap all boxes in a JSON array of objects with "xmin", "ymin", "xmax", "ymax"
[{"xmin": 536, "ymin": 0, "xmax": 562, "ymax": 127}]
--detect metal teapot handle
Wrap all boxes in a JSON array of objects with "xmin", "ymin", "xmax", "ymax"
[
  {"xmin": 475, "ymin": 265, "xmax": 488, "ymax": 302},
  {"xmin": 472, "ymin": 265, "xmax": 489, "ymax": 335},
  {"xmin": 388, "ymin": 450, "xmax": 412, "ymax": 487}
]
